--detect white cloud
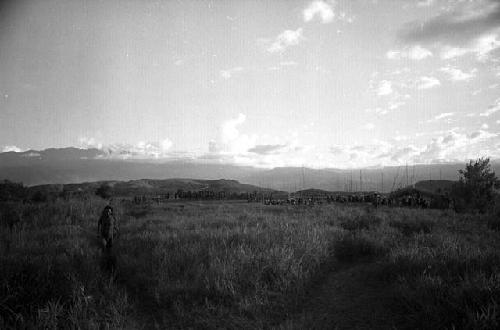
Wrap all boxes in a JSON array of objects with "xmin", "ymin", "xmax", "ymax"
[
  {"xmin": 417, "ymin": 0, "xmax": 435, "ymax": 7},
  {"xmin": 78, "ymin": 137, "xmax": 103, "ymax": 149},
  {"xmin": 433, "ymin": 112, "xmax": 455, "ymax": 121},
  {"xmin": 386, "ymin": 45, "xmax": 433, "ymax": 60},
  {"xmin": 480, "ymin": 98, "xmax": 500, "ymax": 116},
  {"xmin": 388, "ymin": 101, "xmax": 406, "ymax": 110},
  {"xmin": 220, "ymin": 70, "xmax": 231, "ymax": 79},
  {"xmin": 408, "ymin": 45, "xmax": 433, "ymax": 60},
  {"xmin": 416, "ymin": 76, "xmax": 441, "ymax": 89},
  {"xmin": 440, "ymin": 33, "xmax": 500, "ymax": 61},
  {"xmin": 99, "ymin": 138, "xmax": 174, "ymax": 159},
  {"xmin": 377, "ymin": 80, "xmax": 393, "ymax": 96},
  {"xmin": 362, "ymin": 123, "xmax": 375, "ymax": 130},
  {"xmin": 365, "ymin": 107, "xmax": 388, "ymax": 115},
  {"xmin": 386, "ymin": 50, "xmax": 400, "ymax": 60},
  {"xmin": 415, "ymin": 129, "xmax": 499, "ymax": 163},
  {"xmin": 2, "ymin": 145, "xmax": 22, "ymax": 152},
  {"xmin": 440, "ymin": 66, "xmax": 477, "ymax": 81},
  {"xmin": 160, "ymin": 138, "xmax": 173, "ymax": 152},
  {"xmin": 220, "ymin": 67, "xmax": 244, "ymax": 80},
  {"xmin": 303, "ymin": 1, "xmax": 334, "ymax": 24},
  {"xmin": 267, "ymin": 28, "xmax": 304, "ymax": 53},
  {"xmin": 279, "ymin": 61, "xmax": 298, "ymax": 66},
  {"xmin": 217, "ymin": 113, "xmax": 258, "ymax": 154},
  {"xmin": 481, "ymin": 123, "xmax": 489, "ymax": 129}
]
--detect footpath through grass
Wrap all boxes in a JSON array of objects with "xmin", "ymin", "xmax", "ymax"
[{"xmin": 1, "ymin": 199, "xmax": 500, "ymax": 329}]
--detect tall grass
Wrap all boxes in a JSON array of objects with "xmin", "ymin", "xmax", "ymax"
[{"xmin": 1, "ymin": 199, "xmax": 499, "ymax": 329}]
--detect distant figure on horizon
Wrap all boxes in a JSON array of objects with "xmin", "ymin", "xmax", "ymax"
[{"xmin": 97, "ymin": 205, "xmax": 119, "ymax": 251}]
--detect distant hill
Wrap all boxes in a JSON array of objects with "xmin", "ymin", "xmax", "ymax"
[
  {"xmin": 29, "ymin": 178, "xmax": 281, "ymax": 197},
  {"xmin": 2, "ymin": 147, "xmax": 500, "ymax": 193},
  {"xmin": 414, "ymin": 180, "xmax": 455, "ymax": 195}
]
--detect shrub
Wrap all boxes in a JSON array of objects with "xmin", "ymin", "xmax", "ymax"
[
  {"xmin": 334, "ymin": 233, "xmax": 386, "ymax": 262},
  {"xmin": 339, "ymin": 214, "xmax": 382, "ymax": 231},
  {"xmin": 487, "ymin": 214, "xmax": 500, "ymax": 231},
  {"xmin": 389, "ymin": 218, "xmax": 434, "ymax": 236},
  {"xmin": 451, "ymin": 158, "xmax": 499, "ymax": 213},
  {"xmin": 95, "ymin": 183, "xmax": 113, "ymax": 200},
  {"xmin": 0, "ymin": 180, "xmax": 27, "ymax": 202},
  {"xmin": 31, "ymin": 190, "xmax": 49, "ymax": 203}
]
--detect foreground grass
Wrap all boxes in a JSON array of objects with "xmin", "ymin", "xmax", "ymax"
[{"xmin": 1, "ymin": 199, "xmax": 500, "ymax": 329}]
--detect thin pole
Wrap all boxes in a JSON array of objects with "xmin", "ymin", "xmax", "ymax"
[{"xmin": 381, "ymin": 171, "xmax": 384, "ymax": 192}]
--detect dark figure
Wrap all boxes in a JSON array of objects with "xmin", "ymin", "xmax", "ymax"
[
  {"xmin": 97, "ymin": 205, "xmax": 119, "ymax": 250},
  {"xmin": 98, "ymin": 206, "xmax": 119, "ymax": 276}
]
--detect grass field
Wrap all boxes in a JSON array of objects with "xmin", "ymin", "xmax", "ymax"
[{"xmin": 1, "ymin": 198, "xmax": 500, "ymax": 329}]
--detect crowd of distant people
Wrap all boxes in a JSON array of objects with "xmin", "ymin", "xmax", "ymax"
[{"xmin": 260, "ymin": 192, "xmax": 454, "ymax": 210}]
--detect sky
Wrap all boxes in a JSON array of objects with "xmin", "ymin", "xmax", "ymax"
[{"xmin": 1, "ymin": 0, "xmax": 500, "ymax": 168}]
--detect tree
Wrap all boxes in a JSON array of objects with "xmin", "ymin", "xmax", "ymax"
[
  {"xmin": 95, "ymin": 183, "xmax": 113, "ymax": 200},
  {"xmin": 452, "ymin": 158, "xmax": 498, "ymax": 212},
  {"xmin": 31, "ymin": 190, "xmax": 48, "ymax": 203}
]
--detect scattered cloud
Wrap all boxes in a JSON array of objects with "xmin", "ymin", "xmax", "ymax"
[
  {"xmin": 220, "ymin": 67, "xmax": 244, "ymax": 80},
  {"xmin": 377, "ymin": 80, "xmax": 393, "ymax": 96},
  {"xmin": 399, "ymin": 0, "xmax": 500, "ymax": 61},
  {"xmin": 388, "ymin": 101, "xmax": 406, "ymax": 110},
  {"xmin": 400, "ymin": 1, "xmax": 500, "ymax": 45},
  {"xmin": 78, "ymin": 137, "xmax": 103, "ymax": 150},
  {"xmin": 417, "ymin": 0, "xmax": 435, "ymax": 7},
  {"xmin": 214, "ymin": 113, "xmax": 258, "ymax": 155},
  {"xmin": 415, "ymin": 129, "xmax": 499, "ymax": 163},
  {"xmin": 386, "ymin": 45, "xmax": 433, "ymax": 60},
  {"xmin": 279, "ymin": 60, "xmax": 298, "ymax": 66},
  {"xmin": 303, "ymin": 1, "xmax": 334, "ymax": 24},
  {"xmin": 362, "ymin": 123, "xmax": 375, "ymax": 130},
  {"xmin": 440, "ymin": 33, "xmax": 500, "ymax": 61},
  {"xmin": 160, "ymin": 138, "xmax": 173, "ymax": 152},
  {"xmin": 102, "ymin": 139, "xmax": 174, "ymax": 159},
  {"xmin": 435, "ymin": 112, "xmax": 454, "ymax": 120},
  {"xmin": 416, "ymin": 76, "xmax": 441, "ymax": 90},
  {"xmin": 480, "ymin": 98, "xmax": 500, "ymax": 116},
  {"xmin": 267, "ymin": 28, "xmax": 304, "ymax": 53},
  {"xmin": 440, "ymin": 66, "xmax": 477, "ymax": 81},
  {"xmin": 365, "ymin": 107, "xmax": 388, "ymax": 115},
  {"xmin": 2, "ymin": 145, "xmax": 22, "ymax": 152},
  {"xmin": 248, "ymin": 144, "xmax": 287, "ymax": 155},
  {"xmin": 431, "ymin": 112, "xmax": 455, "ymax": 122}
]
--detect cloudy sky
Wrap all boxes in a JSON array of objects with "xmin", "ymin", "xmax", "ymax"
[{"xmin": 1, "ymin": 0, "xmax": 499, "ymax": 168}]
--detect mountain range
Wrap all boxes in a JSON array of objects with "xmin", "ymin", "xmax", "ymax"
[{"xmin": 1, "ymin": 147, "xmax": 498, "ymax": 192}]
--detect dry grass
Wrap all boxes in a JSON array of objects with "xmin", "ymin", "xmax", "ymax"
[{"xmin": 1, "ymin": 199, "xmax": 500, "ymax": 329}]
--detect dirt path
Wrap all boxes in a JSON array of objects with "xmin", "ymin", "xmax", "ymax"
[{"xmin": 278, "ymin": 261, "xmax": 401, "ymax": 330}]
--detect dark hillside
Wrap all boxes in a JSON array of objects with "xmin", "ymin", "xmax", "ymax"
[
  {"xmin": 28, "ymin": 178, "xmax": 281, "ymax": 198},
  {"xmin": 414, "ymin": 180, "xmax": 455, "ymax": 195}
]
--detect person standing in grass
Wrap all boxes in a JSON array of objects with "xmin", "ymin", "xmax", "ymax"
[{"xmin": 97, "ymin": 205, "xmax": 119, "ymax": 250}]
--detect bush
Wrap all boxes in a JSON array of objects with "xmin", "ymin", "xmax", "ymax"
[
  {"xmin": 451, "ymin": 158, "xmax": 499, "ymax": 213},
  {"xmin": 389, "ymin": 218, "xmax": 434, "ymax": 236},
  {"xmin": 339, "ymin": 214, "xmax": 382, "ymax": 231},
  {"xmin": 31, "ymin": 190, "xmax": 49, "ymax": 203},
  {"xmin": 95, "ymin": 183, "xmax": 113, "ymax": 200},
  {"xmin": 334, "ymin": 233, "xmax": 386, "ymax": 262},
  {"xmin": 0, "ymin": 180, "xmax": 27, "ymax": 202},
  {"xmin": 487, "ymin": 214, "xmax": 500, "ymax": 231}
]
